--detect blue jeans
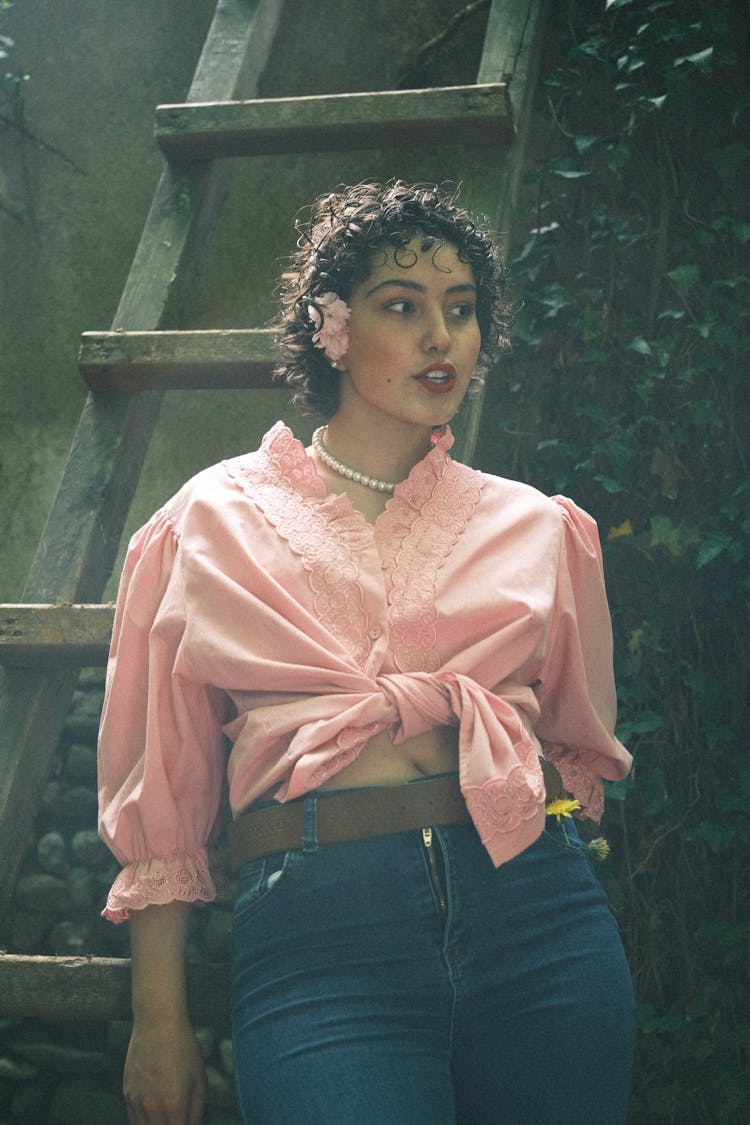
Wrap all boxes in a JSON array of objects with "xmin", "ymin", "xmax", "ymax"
[{"xmin": 231, "ymin": 800, "xmax": 634, "ymax": 1124}]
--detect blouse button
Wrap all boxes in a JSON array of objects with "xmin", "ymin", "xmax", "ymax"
[{"xmin": 368, "ymin": 625, "xmax": 382, "ymax": 640}]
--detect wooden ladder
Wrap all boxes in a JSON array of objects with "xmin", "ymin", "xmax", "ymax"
[{"xmin": 0, "ymin": 0, "xmax": 544, "ymax": 1023}]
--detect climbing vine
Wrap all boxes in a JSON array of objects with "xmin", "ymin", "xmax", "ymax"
[{"xmin": 478, "ymin": 1, "xmax": 749, "ymax": 1120}]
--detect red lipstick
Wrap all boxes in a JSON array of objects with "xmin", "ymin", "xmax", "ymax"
[{"xmin": 414, "ymin": 362, "xmax": 457, "ymax": 395}]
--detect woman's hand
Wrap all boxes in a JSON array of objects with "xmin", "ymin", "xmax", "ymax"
[{"xmin": 124, "ymin": 1014, "xmax": 207, "ymax": 1125}]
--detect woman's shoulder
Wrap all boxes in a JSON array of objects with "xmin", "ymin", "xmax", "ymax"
[
  {"xmin": 165, "ymin": 421, "xmax": 301, "ymax": 520},
  {"xmin": 474, "ymin": 470, "xmax": 598, "ymax": 549},
  {"xmin": 477, "ymin": 468, "xmax": 563, "ymax": 518},
  {"xmin": 161, "ymin": 458, "xmax": 241, "ymax": 522}
]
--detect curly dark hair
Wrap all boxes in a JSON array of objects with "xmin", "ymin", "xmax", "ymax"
[{"xmin": 272, "ymin": 180, "xmax": 512, "ymax": 418}]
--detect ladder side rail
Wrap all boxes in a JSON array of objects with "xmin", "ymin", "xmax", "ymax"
[
  {"xmin": 188, "ymin": 0, "xmax": 284, "ymax": 106},
  {"xmin": 0, "ymin": 0, "xmax": 282, "ymax": 926},
  {"xmin": 475, "ymin": 0, "xmax": 546, "ymax": 238},
  {"xmin": 452, "ymin": 0, "xmax": 546, "ymax": 466}
]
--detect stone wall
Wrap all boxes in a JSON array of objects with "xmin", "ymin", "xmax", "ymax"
[{"xmin": 1, "ymin": 670, "xmax": 242, "ymax": 1122}]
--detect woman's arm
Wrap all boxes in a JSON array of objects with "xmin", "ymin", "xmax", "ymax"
[{"xmin": 124, "ymin": 901, "xmax": 207, "ymax": 1125}]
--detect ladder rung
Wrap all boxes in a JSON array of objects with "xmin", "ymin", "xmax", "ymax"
[
  {"xmin": 79, "ymin": 329, "xmax": 277, "ymax": 391},
  {"xmin": 0, "ymin": 605, "xmax": 114, "ymax": 666},
  {"xmin": 0, "ymin": 954, "xmax": 230, "ymax": 1025},
  {"xmin": 155, "ymin": 84, "xmax": 512, "ymax": 160}
]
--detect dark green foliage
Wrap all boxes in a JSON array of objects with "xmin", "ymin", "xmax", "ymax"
[{"xmin": 477, "ymin": 1, "xmax": 749, "ymax": 1120}]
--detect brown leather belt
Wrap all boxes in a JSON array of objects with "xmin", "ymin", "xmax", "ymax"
[{"xmin": 228, "ymin": 762, "xmax": 566, "ymax": 872}]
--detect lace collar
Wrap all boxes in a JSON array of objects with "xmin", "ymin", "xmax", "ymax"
[
  {"xmin": 258, "ymin": 419, "xmax": 456, "ymax": 496},
  {"xmin": 225, "ymin": 421, "xmax": 484, "ymax": 671}
]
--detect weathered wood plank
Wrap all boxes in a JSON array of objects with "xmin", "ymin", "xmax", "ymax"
[
  {"xmin": 477, "ymin": 0, "xmax": 545, "ymax": 120},
  {"xmin": 0, "ymin": 605, "xmax": 114, "ymax": 666},
  {"xmin": 474, "ymin": 0, "xmax": 545, "ymax": 229},
  {"xmin": 0, "ymin": 954, "xmax": 230, "ymax": 1026},
  {"xmin": 0, "ymin": 0, "xmax": 282, "ymax": 928},
  {"xmin": 451, "ymin": 0, "xmax": 546, "ymax": 468},
  {"xmin": 155, "ymin": 83, "xmax": 513, "ymax": 160},
  {"xmin": 79, "ymin": 329, "xmax": 277, "ymax": 391}
]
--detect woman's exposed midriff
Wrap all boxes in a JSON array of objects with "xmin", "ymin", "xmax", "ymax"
[{"xmin": 319, "ymin": 725, "xmax": 460, "ymax": 790}]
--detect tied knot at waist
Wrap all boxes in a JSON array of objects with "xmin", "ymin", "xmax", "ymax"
[
  {"xmin": 225, "ymin": 671, "xmax": 541, "ymax": 761},
  {"xmin": 367, "ymin": 669, "xmax": 541, "ymax": 744},
  {"xmin": 374, "ymin": 670, "xmax": 457, "ymax": 740},
  {"xmin": 268, "ymin": 670, "xmax": 544, "ymax": 804}
]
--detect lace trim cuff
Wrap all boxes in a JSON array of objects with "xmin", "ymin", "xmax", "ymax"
[
  {"xmin": 542, "ymin": 745, "xmax": 605, "ymax": 822},
  {"xmin": 102, "ymin": 849, "xmax": 228, "ymax": 923}
]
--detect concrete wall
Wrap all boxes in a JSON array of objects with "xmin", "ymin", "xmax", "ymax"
[{"xmin": 0, "ymin": 0, "xmax": 490, "ymax": 600}]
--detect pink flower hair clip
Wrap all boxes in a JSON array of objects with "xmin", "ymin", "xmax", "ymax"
[{"xmin": 307, "ymin": 291, "xmax": 350, "ymax": 363}]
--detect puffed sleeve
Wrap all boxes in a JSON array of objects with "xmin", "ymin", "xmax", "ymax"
[
  {"xmin": 98, "ymin": 508, "xmax": 230, "ymax": 922},
  {"xmin": 533, "ymin": 497, "xmax": 632, "ymax": 820}
]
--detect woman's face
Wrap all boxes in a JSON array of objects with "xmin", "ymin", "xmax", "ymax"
[{"xmin": 334, "ymin": 238, "xmax": 482, "ymax": 434}]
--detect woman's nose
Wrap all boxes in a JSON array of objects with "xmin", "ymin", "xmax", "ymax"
[{"xmin": 421, "ymin": 311, "xmax": 451, "ymax": 353}]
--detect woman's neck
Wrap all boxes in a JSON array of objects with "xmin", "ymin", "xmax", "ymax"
[{"xmin": 322, "ymin": 415, "xmax": 435, "ymax": 488}]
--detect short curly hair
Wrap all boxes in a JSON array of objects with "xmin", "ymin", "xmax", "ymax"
[{"xmin": 272, "ymin": 180, "xmax": 511, "ymax": 418}]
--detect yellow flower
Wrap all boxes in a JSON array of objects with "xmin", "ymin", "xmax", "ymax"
[
  {"xmin": 585, "ymin": 837, "xmax": 610, "ymax": 861},
  {"xmin": 607, "ymin": 518, "xmax": 633, "ymax": 541},
  {"xmin": 545, "ymin": 798, "xmax": 581, "ymax": 821}
]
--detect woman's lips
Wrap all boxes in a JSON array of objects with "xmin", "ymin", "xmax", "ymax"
[{"xmin": 414, "ymin": 362, "xmax": 457, "ymax": 394}]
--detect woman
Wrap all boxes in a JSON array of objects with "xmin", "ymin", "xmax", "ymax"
[{"xmin": 98, "ymin": 181, "xmax": 635, "ymax": 1125}]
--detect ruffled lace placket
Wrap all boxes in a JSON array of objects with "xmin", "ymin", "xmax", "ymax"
[
  {"xmin": 224, "ymin": 423, "xmax": 484, "ymax": 677},
  {"xmin": 376, "ymin": 426, "xmax": 484, "ymax": 673},
  {"xmin": 223, "ymin": 423, "xmax": 376, "ymax": 668}
]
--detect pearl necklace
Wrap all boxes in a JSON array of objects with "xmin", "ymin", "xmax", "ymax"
[{"xmin": 312, "ymin": 426, "xmax": 399, "ymax": 494}]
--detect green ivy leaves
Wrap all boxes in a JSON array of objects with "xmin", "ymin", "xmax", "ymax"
[{"xmin": 497, "ymin": 4, "xmax": 750, "ymax": 1117}]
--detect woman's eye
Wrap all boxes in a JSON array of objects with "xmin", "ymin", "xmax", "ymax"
[
  {"xmin": 385, "ymin": 299, "xmax": 414, "ymax": 314},
  {"xmin": 450, "ymin": 303, "xmax": 476, "ymax": 320}
]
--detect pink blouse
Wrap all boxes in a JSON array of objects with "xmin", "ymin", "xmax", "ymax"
[{"xmin": 98, "ymin": 422, "xmax": 631, "ymax": 921}]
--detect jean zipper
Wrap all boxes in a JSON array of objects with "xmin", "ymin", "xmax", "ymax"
[{"xmin": 422, "ymin": 827, "xmax": 447, "ymax": 919}]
